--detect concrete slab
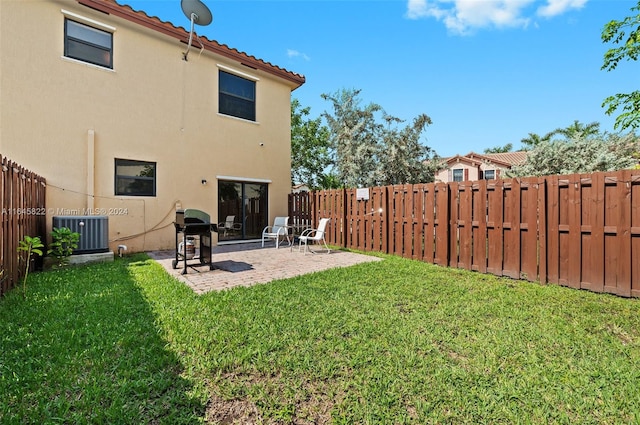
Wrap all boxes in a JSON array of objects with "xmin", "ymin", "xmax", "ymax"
[{"xmin": 148, "ymin": 242, "xmax": 382, "ymax": 294}]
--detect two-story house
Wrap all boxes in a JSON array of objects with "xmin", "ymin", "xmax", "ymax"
[
  {"xmin": 435, "ymin": 151, "xmax": 528, "ymax": 183},
  {"xmin": 0, "ymin": 0, "xmax": 305, "ymax": 252}
]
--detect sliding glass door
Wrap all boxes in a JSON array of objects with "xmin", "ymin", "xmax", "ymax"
[{"xmin": 218, "ymin": 180, "xmax": 268, "ymax": 241}]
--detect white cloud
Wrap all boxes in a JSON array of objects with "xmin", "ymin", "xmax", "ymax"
[
  {"xmin": 287, "ymin": 49, "xmax": 310, "ymax": 61},
  {"xmin": 537, "ymin": 0, "xmax": 587, "ymax": 18},
  {"xmin": 407, "ymin": 0, "xmax": 588, "ymax": 34}
]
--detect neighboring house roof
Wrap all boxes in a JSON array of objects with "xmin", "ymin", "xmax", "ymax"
[
  {"xmin": 442, "ymin": 151, "xmax": 528, "ymax": 168},
  {"xmin": 77, "ymin": 0, "xmax": 306, "ymax": 88}
]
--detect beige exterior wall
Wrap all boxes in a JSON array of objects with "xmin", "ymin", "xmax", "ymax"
[
  {"xmin": 435, "ymin": 161, "xmax": 509, "ymax": 183},
  {"xmin": 0, "ymin": 0, "xmax": 300, "ymax": 252}
]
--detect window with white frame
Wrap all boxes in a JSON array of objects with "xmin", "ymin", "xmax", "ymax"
[
  {"xmin": 452, "ymin": 168, "xmax": 463, "ymax": 182},
  {"xmin": 219, "ymin": 70, "xmax": 256, "ymax": 121},
  {"xmin": 484, "ymin": 169, "xmax": 496, "ymax": 180},
  {"xmin": 64, "ymin": 18, "xmax": 113, "ymax": 68}
]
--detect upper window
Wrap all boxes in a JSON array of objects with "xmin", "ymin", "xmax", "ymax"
[
  {"xmin": 484, "ymin": 169, "xmax": 496, "ymax": 180},
  {"xmin": 219, "ymin": 70, "xmax": 256, "ymax": 121},
  {"xmin": 115, "ymin": 159, "xmax": 156, "ymax": 196},
  {"xmin": 64, "ymin": 19, "xmax": 113, "ymax": 68},
  {"xmin": 452, "ymin": 169, "xmax": 464, "ymax": 182}
]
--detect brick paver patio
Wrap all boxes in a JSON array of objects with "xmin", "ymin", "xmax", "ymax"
[{"xmin": 148, "ymin": 241, "xmax": 381, "ymax": 294}]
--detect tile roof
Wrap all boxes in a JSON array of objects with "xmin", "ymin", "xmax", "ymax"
[
  {"xmin": 442, "ymin": 151, "xmax": 528, "ymax": 167},
  {"xmin": 476, "ymin": 151, "xmax": 528, "ymax": 166},
  {"xmin": 76, "ymin": 0, "xmax": 306, "ymax": 88}
]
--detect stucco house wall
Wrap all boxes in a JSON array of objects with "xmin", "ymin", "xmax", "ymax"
[
  {"xmin": 436, "ymin": 152, "xmax": 527, "ymax": 183},
  {"xmin": 0, "ymin": 0, "xmax": 304, "ymax": 252}
]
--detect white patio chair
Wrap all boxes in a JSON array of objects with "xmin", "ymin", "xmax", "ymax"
[
  {"xmin": 261, "ymin": 216, "xmax": 290, "ymax": 248},
  {"xmin": 218, "ymin": 215, "xmax": 241, "ymax": 236},
  {"xmin": 297, "ymin": 218, "xmax": 330, "ymax": 254}
]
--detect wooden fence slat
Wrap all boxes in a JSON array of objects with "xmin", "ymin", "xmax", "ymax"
[
  {"xmin": 471, "ymin": 180, "xmax": 487, "ymax": 273},
  {"xmin": 503, "ymin": 179, "xmax": 521, "ymax": 279},
  {"xmin": 404, "ymin": 184, "xmax": 414, "ymax": 259},
  {"xmin": 546, "ymin": 175, "xmax": 560, "ymax": 284},
  {"xmin": 448, "ymin": 182, "xmax": 459, "ymax": 268},
  {"xmin": 631, "ymin": 173, "xmax": 640, "ymax": 297},
  {"xmin": 538, "ymin": 177, "xmax": 548, "ymax": 284},
  {"xmin": 458, "ymin": 182, "xmax": 472, "ymax": 270},
  {"xmin": 412, "ymin": 185, "xmax": 424, "ymax": 261},
  {"xmin": 519, "ymin": 178, "xmax": 538, "ymax": 282},
  {"xmin": 487, "ymin": 180, "xmax": 504, "ymax": 276},
  {"xmin": 434, "ymin": 183, "xmax": 449, "ymax": 267},
  {"xmin": 423, "ymin": 184, "xmax": 435, "ymax": 264},
  {"xmin": 566, "ymin": 174, "xmax": 582, "ymax": 288},
  {"xmin": 584, "ymin": 172, "xmax": 605, "ymax": 292},
  {"xmin": 393, "ymin": 186, "xmax": 403, "ymax": 257},
  {"xmin": 616, "ymin": 170, "xmax": 632, "ymax": 297}
]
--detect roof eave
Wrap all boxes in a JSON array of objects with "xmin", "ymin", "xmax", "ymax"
[{"xmin": 76, "ymin": 0, "xmax": 306, "ymax": 89}]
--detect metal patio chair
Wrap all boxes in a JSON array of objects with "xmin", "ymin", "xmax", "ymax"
[
  {"xmin": 261, "ymin": 216, "xmax": 290, "ymax": 248},
  {"xmin": 297, "ymin": 217, "xmax": 330, "ymax": 254},
  {"xmin": 218, "ymin": 215, "xmax": 241, "ymax": 237}
]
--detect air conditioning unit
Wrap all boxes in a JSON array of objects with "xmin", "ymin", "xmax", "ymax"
[{"xmin": 52, "ymin": 216, "xmax": 109, "ymax": 254}]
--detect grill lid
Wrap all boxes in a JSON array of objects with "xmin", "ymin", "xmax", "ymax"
[{"xmin": 183, "ymin": 208, "xmax": 210, "ymax": 223}]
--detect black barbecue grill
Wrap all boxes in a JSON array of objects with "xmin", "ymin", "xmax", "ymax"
[{"xmin": 173, "ymin": 209, "xmax": 218, "ymax": 275}]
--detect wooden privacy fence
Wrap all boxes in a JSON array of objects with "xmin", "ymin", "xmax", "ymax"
[
  {"xmin": 289, "ymin": 169, "xmax": 640, "ymax": 297},
  {"xmin": 1, "ymin": 154, "xmax": 47, "ymax": 296}
]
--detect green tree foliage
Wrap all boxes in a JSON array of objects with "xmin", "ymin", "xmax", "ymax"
[
  {"xmin": 318, "ymin": 171, "xmax": 342, "ymax": 190},
  {"xmin": 509, "ymin": 132, "xmax": 639, "ymax": 177},
  {"xmin": 601, "ymin": 1, "xmax": 640, "ymax": 131},
  {"xmin": 554, "ymin": 120, "xmax": 600, "ymax": 139},
  {"xmin": 291, "ymin": 99, "xmax": 332, "ymax": 189},
  {"xmin": 321, "ymin": 88, "xmax": 439, "ymax": 188},
  {"xmin": 376, "ymin": 113, "xmax": 440, "ymax": 185},
  {"xmin": 520, "ymin": 121, "xmax": 601, "ymax": 151},
  {"xmin": 484, "ymin": 143, "xmax": 513, "ymax": 153},
  {"xmin": 321, "ymin": 89, "xmax": 382, "ymax": 188},
  {"xmin": 520, "ymin": 131, "xmax": 556, "ymax": 150}
]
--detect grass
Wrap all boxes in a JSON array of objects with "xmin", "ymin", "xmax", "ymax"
[{"xmin": 1, "ymin": 253, "xmax": 640, "ymax": 423}]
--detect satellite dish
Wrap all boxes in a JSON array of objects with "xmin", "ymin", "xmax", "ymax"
[
  {"xmin": 181, "ymin": 0, "xmax": 213, "ymax": 26},
  {"xmin": 181, "ymin": 0, "xmax": 213, "ymax": 61}
]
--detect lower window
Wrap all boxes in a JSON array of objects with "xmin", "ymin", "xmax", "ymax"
[
  {"xmin": 115, "ymin": 159, "xmax": 156, "ymax": 196},
  {"xmin": 484, "ymin": 170, "xmax": 496, "ymax": 180}
]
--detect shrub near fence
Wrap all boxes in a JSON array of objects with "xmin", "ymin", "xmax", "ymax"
[
  {"xmin": 1, "ymin": 154, "xmax": 47, "ymax": 296},
  {"xmin": 289, "ymin": 169, "xmax": 640, "ymax": 298}
]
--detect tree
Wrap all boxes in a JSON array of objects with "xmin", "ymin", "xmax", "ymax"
[
  {"xmin": 520, "ymin": 131, "xmax": 555, "ymax": 150},
  {"xmin": 554, "ymin": 120, "xmax": 600, "ymax": 139},
  {"xmin": 508, "ymin": 132, "xmax": 639, "ymax": 177},
  {"xmin": 484, "ymin": 143, "xmax": 513, "ymax": 153},
  {"xmin": 318, "ymin": 171, "xmax": 342, "ymax": 189},
  {"xmin": 321, "ymin": 89, "xmax": 383, "ymax": 188},
  {"xmin": 601, "ymin": 1, "xmax": 640, "ymax": 131},
  {"xmin": 321, "ymin": 88, "xmax": 439, "ymax": 187},
  {"xmin": 376, "ymin": 113, "xmax": 440, "ymax": 185},
  {"xmin": 291, "ymin": 99, "xmax": 331, "ymax": 189}
]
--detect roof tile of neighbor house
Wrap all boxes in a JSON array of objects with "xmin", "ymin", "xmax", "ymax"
[
  {"xmin": 443, "ymin": 151, "xmax": 528, "ymax": 168},
  {"xmin": 79, "ymin": 0, "xmax": 306, "ymax": 88}
]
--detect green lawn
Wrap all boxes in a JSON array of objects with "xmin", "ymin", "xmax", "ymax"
[{"xmin": 2, "ymin": 253, "xmax": 640, "ymax": 424}]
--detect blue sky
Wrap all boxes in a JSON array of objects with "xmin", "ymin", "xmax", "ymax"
[{"xmin": 122, "ymin": 0, "xmax": 638, "ymax": 157}]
